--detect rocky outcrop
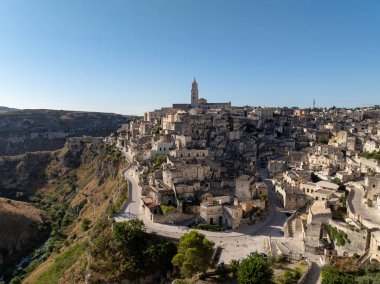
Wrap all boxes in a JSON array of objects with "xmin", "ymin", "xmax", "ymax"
[
  {"xmin": 0, "ymin": 151, "xmax": 54, "ymax": 198},
  {"xmin": 0, "ymin": 137, "xmax": 124, "ymax": 199},
  {"xmin": 59, "ymin": 137, "xmax": 121, "ymax": 180},
  {"xmin": 0, "ymin": 109, "xmax": 134, "ymax": 156}
]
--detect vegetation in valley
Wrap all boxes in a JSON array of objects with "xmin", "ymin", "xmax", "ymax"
[{"xmin": 8, "ymin": 142, "xmax": 128, "ymax": 283}]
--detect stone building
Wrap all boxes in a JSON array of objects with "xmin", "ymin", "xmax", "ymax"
[
  {"xmin": 307, "ymin": 200, "xmax": 332, "ymax": 225},
  {"xmin": 234, "ymin": 175, "xmax": 255, "ymax": 200},
  {"xmin": 199, "ymin": 196, "xmax": 243, "ymax": 229}
]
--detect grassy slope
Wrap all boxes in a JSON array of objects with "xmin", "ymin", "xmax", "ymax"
[
  {"xmin": 31, "ymin": 242, "xmax": 87, "ymax": 284},
  {"xmin": 22, "ymin": 146, "xmax": 127, "ymax": 284}
]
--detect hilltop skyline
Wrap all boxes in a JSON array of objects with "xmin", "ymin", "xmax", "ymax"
[{"xmin": 1, "ymin": 0, "xmax": 379, "ymax": 115}]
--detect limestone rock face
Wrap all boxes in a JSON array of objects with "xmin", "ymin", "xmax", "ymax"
[
  {"xmin": 0, "ymin": 152, "xmax": 53, "ymax": 197},
  {"xmin": 0, "ymin": 109, "xmax": 133, "ymax": 156}
]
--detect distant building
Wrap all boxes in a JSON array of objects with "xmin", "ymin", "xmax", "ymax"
[{"xmin": 173, "ymin": 79, "xmax": 231, "ymax": 110}]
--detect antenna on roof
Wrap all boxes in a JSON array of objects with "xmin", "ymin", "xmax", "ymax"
[{"xmin": 313, "ymin": 98, "xmax": 316, "ymax": 110}]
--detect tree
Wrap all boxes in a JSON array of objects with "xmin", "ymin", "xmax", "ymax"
[
  {"xmin": 112, "ymin": 219, "xmax": 145, "ymax": 250},
  {"xmin": 280, "ymin": 268, "xmax": 302, "ymax": 284},
  {"xmin": 331, "ymin": 178, "xmax": 346, "ymax": 191},
  {"xmin": 228, "ymin": 259, "xmax": 240, "ymax": 277},
  {"xmin": 311, "ymin": 172, "xmax": 321, "ymax": 183},
  {"xmin": 81, "ymin": 218, "xmax": 91, "ymax": 231},
  {"xmin": 322, "ymin": 266, "xmax": 356, "ymax": 284},
  {"xmin": 172, "ymin": 230, "xmax": 215, "ymax": 277},
  {"xmin": 237, "ymin": 253, "xmax": 273, "ymax": 284},
  {"xmin": 90, "ymin": 219, "xmax": 176, "ymax": 280},
  {"xmin": 259, "ymin": 194, "xmax": 268, "ymax": 201},
  {"xmin": 318, "ymin": 136, "xmax": 329, "ymax": 144}
]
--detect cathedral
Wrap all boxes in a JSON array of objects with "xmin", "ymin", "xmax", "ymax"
[{"xmin": 172, "ymin": 78, "xmax": 231, "ymax": 110}]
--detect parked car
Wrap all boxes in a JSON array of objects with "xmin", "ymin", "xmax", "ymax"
[{"xmin": 259, "ymin": 252, "xmax": 268, "ymax": 259}]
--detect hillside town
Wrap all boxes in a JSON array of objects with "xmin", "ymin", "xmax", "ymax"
[{"xmin": 108, "ymin": 80, "xmax": 380, "ymax": 281}]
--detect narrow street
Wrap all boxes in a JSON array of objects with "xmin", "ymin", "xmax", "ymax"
[{"xmin": 348, "ymin": 181, "xmax": 380, "ymax": 227}]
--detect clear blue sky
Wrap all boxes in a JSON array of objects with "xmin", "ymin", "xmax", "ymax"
[{"xmin": 0, "ymin": 0, "xmax": 379, "ymax": 115}]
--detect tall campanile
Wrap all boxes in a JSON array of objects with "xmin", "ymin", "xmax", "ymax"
[{"xmin": 191, "ymin": 78, "xmax": 199, "ymax": 107}]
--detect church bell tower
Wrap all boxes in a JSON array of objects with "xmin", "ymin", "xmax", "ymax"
[{"xmin": 191, "ymin": 78, "xmax": 199, "ymax": 107}]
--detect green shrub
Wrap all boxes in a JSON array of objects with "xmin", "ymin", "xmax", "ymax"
[
  {"xmin": 279, "ymin": 268, "xmax": 302, "ymax": 284},
  {"xmin": 228, "ymin": 259, "xmax": 240, "ymax": 277},
  {"xmin": 311, "ymin": 172, "xmax": 321, "ymax": 183},
  {"xmin": 321, "ymin": 266, "xmax": 356, "ymax": 284},
  {"xmin": 359, "ymin": 151, "xmax": 380, "ymax": 161},
  {"xmin": 195, "ymin": 224, "xmax": 224, "ymax": 231},
  {"xmin": 151, "ymin": 154, "xmax": 166, "ymax": 172},
  {"xmin": 328, "ymin": 225, "xmax": 349, "ymax": 246},
  {"xmin": 259, "ymin": 194, "xmax": 268, "ymax": 200},
  {"xmin": 81, "ymin": 218, "xmax": 91, "ymax": 231},
  {"xmin": 160, "ymin": 204, "xmax": 177, "ymax": 215}
]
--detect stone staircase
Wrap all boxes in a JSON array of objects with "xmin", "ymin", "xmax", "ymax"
[
  {"xmin": 277, "ymin": 242, "xmax": 291, "ymax": 255},
  {"xmin": 288, "ymin": 220, "xmax": 295, "ymax": 238},
  {"xmin": 357, "ymin": 249, "xmax": 371, "ymax": 268},
  {"xmin": 270, "ymin": 239, "xmax": 278, "ymax": 257},
  {"xmin": 288, "ymin": 216, "xmax": 304, "ymax": 238}
]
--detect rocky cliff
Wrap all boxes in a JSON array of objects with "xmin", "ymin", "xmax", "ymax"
[
  {"xmin": 0, "ymin": 109, "xmax": 133, "ymax": 156},
  {"xmin": 0, "ymin": 151, "xmax": 54, "ymax": 199},
  {"xmin": 0, "ymin": 138, "xmax": 128, "ymax": 280}
]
